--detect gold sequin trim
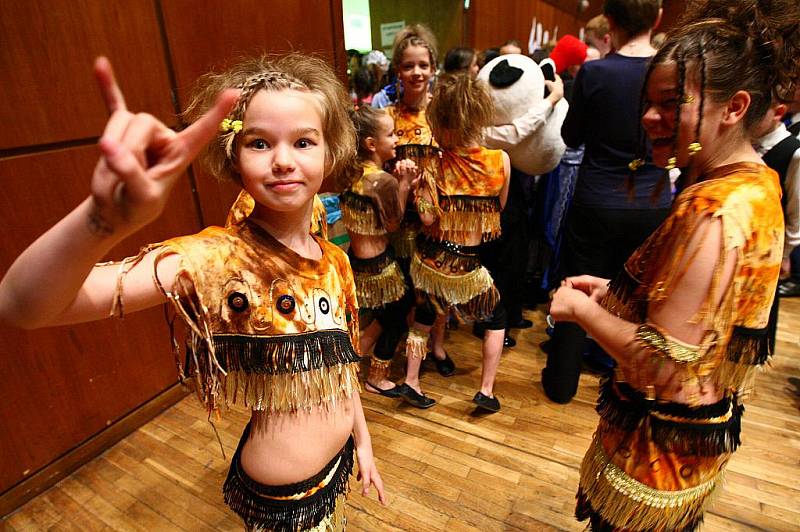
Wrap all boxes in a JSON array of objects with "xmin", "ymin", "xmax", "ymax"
[
  {"xmin": 410, "ymin": 254, "xmax": 494, "ymax": 305},
  {"xmin": 354, "ymin": 261, "xmax": 407, "ymax": 309},
  {"xmin": 579, "ymin": 436, "xmax": 720, "ymax": 530},
  {"xmin": 636, "ymin": 323, "xmax": 702, "ymax": 364}
]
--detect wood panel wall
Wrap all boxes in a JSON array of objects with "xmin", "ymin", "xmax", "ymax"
[
  {"xmin": 368, "ymin": 0, "xmax": 464, "ymax": 62},
  {"xmin": 0, "ymin": 0, "xmax": 346, "ymax": 514}
]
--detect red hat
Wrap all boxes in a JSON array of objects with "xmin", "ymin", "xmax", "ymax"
[{"xmin": 550, "ymin": 35, "xmax": 588, "ymax": 73}]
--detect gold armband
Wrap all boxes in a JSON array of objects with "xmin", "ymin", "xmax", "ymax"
[
  {"xmin": 416, "ymin": 196, "xmax": 434, "ymax": 214},
  {"xmin": 635, "ymin": 323, "xmax": 701, "ymax": 363}
]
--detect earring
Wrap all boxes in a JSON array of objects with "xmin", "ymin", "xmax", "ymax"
[{"xmin": 628, "ymin": 158, "xmax": 645, "ymax": 171}]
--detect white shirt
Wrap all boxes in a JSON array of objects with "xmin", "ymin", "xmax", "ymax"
[{"xmin": 754, "ymin": 122, "xmax": 800, "ymax": 259}]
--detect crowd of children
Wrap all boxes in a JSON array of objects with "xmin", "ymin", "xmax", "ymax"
[{"xmin": 2, "ymin": 0, "xmax": 799, "ymax": 530}]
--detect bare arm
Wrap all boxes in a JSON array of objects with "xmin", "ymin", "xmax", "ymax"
[
  {"xmin": 498, "ymin": 151, "xmax": 511, "ymax": 210},
  {"xmin": 551, "ymin": 216, "xmax": 736, "ymax": 399},
  {"xmin": 351, "ymin": 393, "xmax": 386, "ymax": 504},
  {"xmin": 0, "ymin": 57, "xmax": 236, "ymax": 329}
]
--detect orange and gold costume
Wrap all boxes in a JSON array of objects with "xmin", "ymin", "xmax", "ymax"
[
  {"xmin": 577, "ymin": 163, "xmax": 784, "ymax": 531},
  {"xmin": 226, "ymin": 190, "xmax": 329, "ymax": 238},
  {"xmin": 386, "ymin": 103, "xmax": 440, "ymax": 259},
  {"xmin": 130, "ymin": 214, "xmax": 361, "ymax": 531},
  {"xmin": 408, "ymin": 147, "xmax": 506, "ymax": 349},
  {"xmin": 339, "ymin": 161, "xmax": 408, "ymax": 310}
]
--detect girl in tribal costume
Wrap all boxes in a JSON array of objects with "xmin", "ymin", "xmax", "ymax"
[
  {"xmin": 339, "ymin": 105, "xmax": 417, "ymax": 397},
  {"xmin": 0, "ymin": 54, "xmax": 387, "ymax": 531},
  {"xmin": 550, "ymin": 1, "xmax": 800, "ymax": 529},
  {"xmin": 400, "ymin": 73, "xmax": 510, "ymax": 411}
]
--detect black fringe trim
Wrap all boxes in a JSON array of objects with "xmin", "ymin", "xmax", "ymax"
[
  {"xmin": 597, "ymin": 379, "xmax": 743, "ymax": 456},
  {"xmin": 415, "ymin": 237, "xmax": 482, "ymax": 273},
  {"xmin": 395, "ymin": 144, "xmax": 441, "ymax": 162},
  {"xmin": 726, "ymin": 325, "xmax": 771, "ymax": 366},
  {"xmin": 348, "ymin": 247, "xmax": 395, "ymax": 274},
  {"xmin": 210, "ymin": 329, "xmax": 361, "ymax": 375},
  {"xmin": 340, "ymin": 191, "xmax": 374, "ymax": 213},
  {"xmin": 224, "ymin": 423, "xmax": 353, "ymax": 531},
  {"xmin": 604, "ymin": 267, "xmax": 647, "ymax": 321},
  {"xmin": 575, "ymin": 489, "xmax": 704, "ymax": 532},
  {"xmin": 596, "ymin": 377, "xmax": 651, "ymax": 432},
  {"xmin": 438, "ymin": 195, "xmax": 501, "ymax": 213}
]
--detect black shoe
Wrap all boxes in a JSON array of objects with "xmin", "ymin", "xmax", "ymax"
[
  {"xmin": 364, "ymin": 381, "xmax": 403, "ymax": 398},
  {"xmin": 503, "ymin": 335, "xmax": 516, "ymax": 348},
  {"xmin": 398, "ymin": 383, "xmax": 436, "ymax": 408},
  {"xmin": 778, "ymin": 279, "xmax": 800, "ymax": 297},
  {"xmin": 509, "ymin": 318, "xmax": 533, "ymax": 329},
  {"xmin": 429, "ymin": 352, "xmax": 456, "ymax": 377},
  {"xmin": 472, "ymin": 391, "xmax": 500, "ymax": 412}
]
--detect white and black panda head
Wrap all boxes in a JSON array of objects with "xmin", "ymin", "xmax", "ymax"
[{"xmin": 478, "ymin": 54, "xmax": 549, "ymax": 125}]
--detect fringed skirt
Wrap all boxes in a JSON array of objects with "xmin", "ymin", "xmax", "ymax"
[
  {"xmin": 349, "ymin": 248, "xmax": 408, "ymax": 311},
  {"xmin": 410, "ymin": 236, "xmax": 499, "ymax": 322},
  {"xmin": 224, "ymin": 423, "xmax": 353, "ymax": 532},
  {"xmin": 576, "ymin": 377, "xmax": 741, "ymax": 531}
]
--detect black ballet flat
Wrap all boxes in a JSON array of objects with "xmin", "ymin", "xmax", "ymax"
[
  {"xmin": 398, "ymin": 383, "xmax": 436, "ymax": 408},
  {"xmin": 365, "ymin": 381, "xmax": 403, "ymax": 398},
  {"xmin": 429, "ymin": 352, "xmax": 456, "ymax": 377},
  {"xmin": 472, "ymin": 391, "xmax": 500, "ymax": 412}
]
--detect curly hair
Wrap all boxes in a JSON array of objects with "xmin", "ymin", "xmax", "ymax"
[
  {"xmin": 184, "ymin": 53, "xmax": 356, "ymax": 184},
  {"xmin": 427, "ymin": 73, "xmax": 494, "ymax": 149}
]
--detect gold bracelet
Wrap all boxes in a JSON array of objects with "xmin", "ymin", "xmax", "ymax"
[{"xmin": 416, "ymin": 196, "xmax": 433, "ymax": 214}]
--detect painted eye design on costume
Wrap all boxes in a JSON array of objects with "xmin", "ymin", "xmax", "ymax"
[
  {"xmin": 276, "ymin": 294, "xmax": 296, "ymax": 315},
  {"xmin": 414, "ymin": 128, "xmax": 422, "ymax": 136},
  {"xmin": 318, "ymin": 297, "xmax": 330, "ymax": 315},
  {"xmin": 396, "ymin": 129, "xmax": 404, "ymax": 137},
  {"xmin": 227, "ymin": 292, "xmax": 249, "ymax": 312}
]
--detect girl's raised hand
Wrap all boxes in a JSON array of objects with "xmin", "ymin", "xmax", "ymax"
[{"xmin": 89, "ymin": 57, "xmax": 238, "ymax": 236}]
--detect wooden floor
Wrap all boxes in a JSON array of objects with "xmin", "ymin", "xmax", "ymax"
[{"xmin": 4, "ymin": 298, "xmax": 800, "ymax": 531}]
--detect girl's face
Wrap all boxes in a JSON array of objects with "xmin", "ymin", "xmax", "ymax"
[
  {"xmin": 237, "ymin": 89, "xmax": 326, "ymax": 215},
  {"xmin": 397, "ymin": 45, "xmax": 432, "ymax": 97},
  {"xmin": 371, "ymin": 113, "xmax": 398, "ymax": 163},
  {"xmin": 642, "ymin": 63, "xmax": 723, "ymax": 171}
]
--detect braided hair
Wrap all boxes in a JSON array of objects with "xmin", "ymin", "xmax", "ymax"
[
  {"xmin": 632, "ymin": 0, "xmax": 800, "ymax": 188},
  {"xmin": 184, "ymin": 53, "xmax": 356, "ymax": 184}
]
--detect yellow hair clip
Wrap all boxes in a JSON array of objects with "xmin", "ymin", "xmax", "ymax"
[
  {"xmin": 665, "ymin": 156, "xmax": 677, "ymax": 170},
  {"xmin": 680, "ymin": 95, "xmax": 695, "ymax": 104},
  {"xmin": 688, "ymin": 142, "xmax": 702, "ymax": 155},
  {"xmin": 220, "ymin": 118, "xmax": 243, "ymax": 134}
]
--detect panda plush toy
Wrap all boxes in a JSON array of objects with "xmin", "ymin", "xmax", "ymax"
[{"xmin": 479, "ymin": 53, "xmax": 567, "ymax": 176}]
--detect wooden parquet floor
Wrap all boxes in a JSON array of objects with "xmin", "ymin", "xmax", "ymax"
[{"xmin": 4, "ymin": 299, "xmax": 800, "ymax": 531}]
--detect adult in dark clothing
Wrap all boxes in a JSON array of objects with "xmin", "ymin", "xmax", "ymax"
[{"xmin": 542, "ymin": 0, "xmax": 670, "ymax": 404}]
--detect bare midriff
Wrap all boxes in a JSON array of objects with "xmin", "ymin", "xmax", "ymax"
[
  {"xmin": 240, "ymin": 397, "xmax": 355, "ymax": 485},
  {"xmin": 348, "ymin": 233, "xmax": 389, "ymax": 259}
]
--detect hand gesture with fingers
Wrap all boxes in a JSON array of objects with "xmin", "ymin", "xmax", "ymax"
[{"xmin": 89, "ymin": 56, "xmax": 238, "ymax": 237}]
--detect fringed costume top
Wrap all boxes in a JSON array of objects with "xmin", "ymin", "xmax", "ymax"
[
  {"xmin": 386, "ymin": 103, "xmax": 440, "ymax": 259},
  {"xmin": 226, "ymin": 190, "xmax": 328, "ymax": 238},
  {"xmin": 577, "ymin": 162, "xmax": 784, "ymax": 531},
  {"xmin": 148, "ymin": 220, "xmax": 361, "ymax": 417},
  {"xmin": 424, "ymin": 146, "xmax": 506, "ymax": 244},
  {"xmin": 340, "ymin": 161, "xmax": 408, "ymax": 310},
  {"xmin": 340, "ymin": 161, "xmax": 403, "ymax": 237},
  {"xmin": 409, "ymin": 146, "xmax": 506, "ymax": 325}
]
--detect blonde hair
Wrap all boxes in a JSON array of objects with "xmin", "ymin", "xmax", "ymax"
[
  {"xmin": 390, "ymin": 24, "xmax": 438, "ymax": 74},
  {"xmin": 427, "ymin": 73, "xmax": 494, "ymax": 149},
  {"xmin": 184, "ymin": 54, "xmax": 356, "ymax": 184},
  {"xmin": 585, "ymin": 14, "xmax": 610, "ymax": 39}
]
